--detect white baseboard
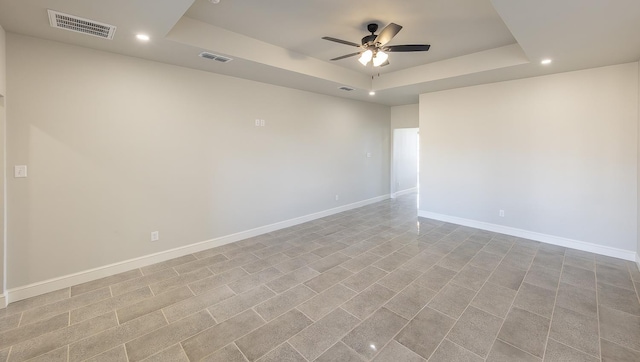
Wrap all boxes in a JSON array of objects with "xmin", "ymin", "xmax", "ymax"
[
  {"xmin": 418, "ymin": 210, "xmax": 637, "ymax": 261},
  {"xmin": 7, "ymin": 194, "xmax": 390, "ymax": 304},
  {"xmin": 636, "ymin": 253, "xmax": 640, "ymax": 272},
  {"xmin": 391, "ymin": 187, "xmax": 418, "ymax": 198},
  {"xmin": 0, "ymin": 295, "xmax": 6, "ymax": 309}
]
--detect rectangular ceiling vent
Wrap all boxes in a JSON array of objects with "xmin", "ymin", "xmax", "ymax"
[
  {"xmin": 338, "ymin": 86, "xmax": 355, "ymax": 92},
  {"xmin": 199, "ymin": 52, "xmax": 233, "ymax": 63},
  {"xmin": 48, "ymin": 10, "xmax": 116, "ymax": 39}
]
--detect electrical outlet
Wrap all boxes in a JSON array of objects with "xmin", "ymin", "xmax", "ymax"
[
  {"xmin": 151, "ymin": 231, "xmax": 159, "ymax": 242},
  {"xmin": 335, "ymin": 195, "xmax": 339, "ymax": 201},
  {"xmin": 260, "ymin": 119, "xmax": 265, "ymax": 126},
  {"xmin": 255, "ymin": 119, "xmax": 260, "ymax": 126},
  {"xmin": 499, "ymin": 210, "xmax": 505, "ymax": 217}
]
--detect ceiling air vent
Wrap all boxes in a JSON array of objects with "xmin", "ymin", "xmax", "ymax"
[
  {"xmin": 48, "ymin": 10, "xmax": 116, "ymax": 39},
  {"xmin": 199, "ymin": 52, "xmax": 233, "ymax": 63},
  {"xmin": 338, "ymin": 86, "xmax": 355, "ymax": 92}
]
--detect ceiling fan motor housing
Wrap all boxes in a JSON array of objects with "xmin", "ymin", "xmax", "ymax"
[
  {"xmin": 362, "ymin": 23, "xmax": 379, "ymax": 46},
  {"xmin": 361, "ymin": 34, "xmax": 377, "ymax": 46}
]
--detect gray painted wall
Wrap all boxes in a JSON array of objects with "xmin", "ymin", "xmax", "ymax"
[
  {"xmin": 5, "ymin": 34, "xmax": 391, "ymax": 288},
  {"xmin": 0, "ymin": 25, "xmax": 6, "ymax": 300},
  {"xmin": 391, "ymin": 104, "xmax": 418, "ymax": 129},
  {"xmin": 420, "ymin": 63, "xmax": 638, "ymax": 253}
]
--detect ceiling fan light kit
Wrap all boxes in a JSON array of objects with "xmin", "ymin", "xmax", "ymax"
[
  {"xmin": 358, "ymin": 50, "xmax": 373, "ymax": 65},
  {"xmin": 372, "ymin": 51, "xmax": 388, "ymax": 67},
  {"xmin": 323, "ymin": 22, "xmax": 430, "ymax": 67}
]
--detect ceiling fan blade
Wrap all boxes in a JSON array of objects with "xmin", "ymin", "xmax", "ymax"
[
  {"xmin": 379, "ymin": 60, "xmax": 390, "ymax": 67},
  {"xmin": 384, "ymin": 44, "xmax": 431, "ymax": 52},
  {"xmin": 330, "ymin": 52, "xmax": 361, "ymax": 61},
  {"xmin": 322, "ymin": 37, "xmax": 360, "ymax": 47},
  {"xmin": 374, "ymin": 23, "xmax": 402, "ymax": 46}
]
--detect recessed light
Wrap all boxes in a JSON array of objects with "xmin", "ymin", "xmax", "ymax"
[
  {"xmin": 541, "ymin": 59, "xmax": 552, "ymax": 65},
  {"xmin": 136, "ymin": 34, "xmax": 150, "ymax": 41},
  {"xmin": 209, "ymin": 0, "xmax": 220, "ymax": 3},
  {"xmin": 369, "ymin": 91, "xmax": 376, "ymax": 96}
]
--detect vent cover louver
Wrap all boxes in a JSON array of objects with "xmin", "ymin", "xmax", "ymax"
[
  {"xmin": 199, "ymin": 52, "xmax": 233, "ymax": 63},
  {"xmin": 48, "ymin": 10, "xmax": 116, "ymax": 39},
  {"xmin": 338, "ymin": 86, "xmax": 355, "ymax": 91}
]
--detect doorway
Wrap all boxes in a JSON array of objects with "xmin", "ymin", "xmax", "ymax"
[{"xmin": 391, "ymin": 128, "xmax": 419, "ymax": 199}]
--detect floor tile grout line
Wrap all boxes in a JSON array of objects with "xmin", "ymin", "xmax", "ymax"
[
  {"xmin": 233, "ymin": 341, "xmax": 252, "ymax": 362},
  {"xmin": 122, "ymin": 343, "xmax": 130, "ymax": 362},
  {"xmin": 138, "ymin": 343, "xmax": 177, "ymax": 362},
  {"xmin": 12, "ymin": 311, "xmax": 117, "ymax": 362},
  {"xmin": 159, "ymin": 309, "xmax": 170, "ymax": 325},
  {"xmin": 593, "ymin": 266, "xmax": 638, "ymax": 292},
  {"xmin": 323, "ymin": 245, "xmax": 432, "ymax": 324},
  {"xmin": 436, "ymin": 235, "xmax": 521, "ymax": 358},
  {"xmin": 595, "ymin": 257, "xmax": 603, "ymax": 360},
  {"xmin": 340, "ymin": 339, "xmax": 367, "ymax": 361},
  {"xmin": 540, "ymin": 250, "xmax": 565, "ymax": 361},
  {"xmin": 295, "ymin": 303, "xmax": 398, "ymax": 362},
  {"xmin": 78, "ymin": 305, "xmax": 218, "ymax": 361},
  {"xmin": 16, "ymin": 311, "xmax": 24, "ymax": 328},
  {"xmin": 17, "ymin": 288, "xmax": 115, "ymax": 327},
  {"xmin": 272, "ymin": 235, "xmax": 432, "ymax": 361},
  {"xmin": 5, "ymin": 291, "xmax": 73, "ymax": 320},
  {"xmin": 66, "ymin": 286, "xmax": 155, "ymax": 326},
  {"xmin": 469, "ymin": 237, "xmax": 530, "ymax": 361},
  {"xmin": 336, "ymin": 305, "xmax": 365, "ymax": 326},
  {"xmin": 444, "ymin": 337, "xmax": 486, "ymax": 360},
  {"xmin": 192, "ymin": 302, "xmax": 306, "ymax": 360},
  {"xmin": 632, "ymin": 263, "xmax": 640, "ymax": 305},
  {"xmin": 547, "ymin": 336, "xmax": 600, "ymax": 360},
  {"xmin": 252, "ymin": 306, "xmax": 270, "ymax": 324},
  {"xmin": 258, "ymin": 340, "xmax": 311, "ymax": 362},
  {"xmin": 386, "ymin": 280, "xmax": 455, "ymax": 361},
  {"xmin": 495, "ymin": 338, "xmax": 543, "ymax": 361},
  {"xmin": 358, "ymin": 233, "xmax": 503, "ymax": 361},
  {"xmin": 286, "ymin": 341, "xmax": 311, "ymax": 362},
  {"xmin": 599, "ymin": 335, "xmax": 640, "ymax": 354}
]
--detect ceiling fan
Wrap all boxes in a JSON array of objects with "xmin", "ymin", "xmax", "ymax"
[{"xmin": 322, "ymin": 23, "xmax": 430, "ymax": 67}]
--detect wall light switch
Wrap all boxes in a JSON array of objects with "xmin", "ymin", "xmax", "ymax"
[
  {"xmin": 260, "ymin": 119, "xmax": 265, "ymax": 126},
  {"xmin": 366, "ymin": 152, "xmax": 372, "ymax": 158},
  {"xmin": 14, "ymin": 165, "xmax": 27, "ymax": 178},
  {"xmin": 255, "ymin": 119, "xmax": 260, "ymax": 126}
]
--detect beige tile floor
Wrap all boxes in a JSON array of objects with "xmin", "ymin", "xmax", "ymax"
[{"xmin": 1, "ymin": 194, "xmax": 640, "ymax": 361}]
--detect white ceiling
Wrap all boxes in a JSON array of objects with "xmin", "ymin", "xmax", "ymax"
[
  {"xmin": 0, "ymin": 0, "xmax": 639, "ymax": 106},
  {"xmin": 185, "ymin": 0, "xmax": 517, "ymax": 74}
]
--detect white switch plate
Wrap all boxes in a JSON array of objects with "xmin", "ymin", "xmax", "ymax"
[
  {"xmin": 255, "ymin": 119, "xmax": 260, "ymax": 126},
  {"xmin": 151, "ymin": 231, "xmax": 159, "ymax": 242},
  {"xmin": 14, "ymin": 165, "xmax": 27, "ymax": 178},
  {"xmin": 335, "ymin": 195, "xmax": 339, "ymax": 201},
  {"xmin": 366, "ymin": 152, "xmax": 372, "ymax": 158},
  {"xmin": 499, "ymin": 210, "xmax": 505, "ymax": 217},
  {"xmin": 260, "ymin": 119, "xmax": 265, "ymax": 126}
]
